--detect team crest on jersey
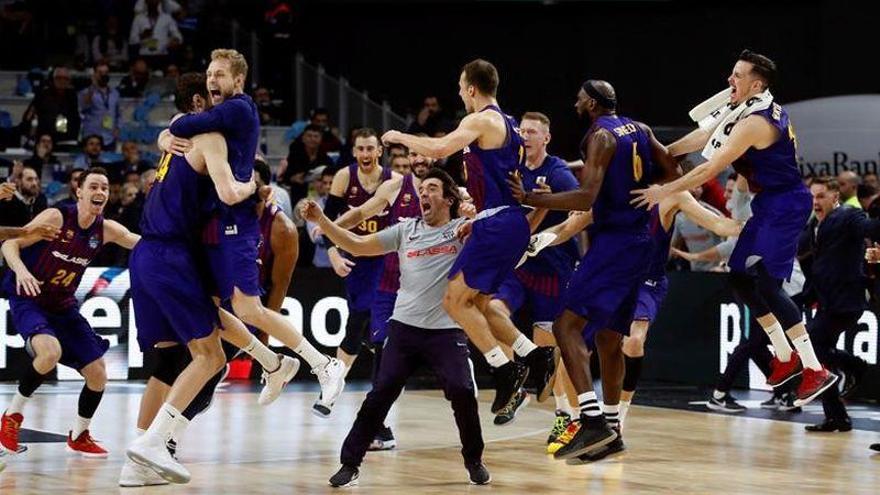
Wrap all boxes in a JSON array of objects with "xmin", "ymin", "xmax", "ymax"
[
  {"xmin": 88, "ymin": 235, "xmax": 99, "ymax": 249},
  {"xmin": 350, "ymin": 186, "xmax": 359, "ymax": 196},
  {"xmin": 401, "ymin": 193, "xmax": 412, "ymax": 205},
  {"xmin": 65, "ymin": 229, "xmax": 74, "ymax": 240}
]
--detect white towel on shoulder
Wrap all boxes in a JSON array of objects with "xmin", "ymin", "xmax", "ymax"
[{"xmin": 688, "ymin": 88, "xmax": 774, "ymax": 160}]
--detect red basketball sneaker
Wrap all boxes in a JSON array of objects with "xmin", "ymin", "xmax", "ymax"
[
  {"xmin": 767, "ymin": 352, "xmax": 803, "ymax": 387},
  {"xmin": 67, "ymin": 430, "xmax": 109, "ymax": 458},
  {"xmin": 0, "ymin": 412, "xmax": 22, "ymax": 454},
  {"xmin": 794, "ymin": 368, "xmax": 839, "ymax": 407}
]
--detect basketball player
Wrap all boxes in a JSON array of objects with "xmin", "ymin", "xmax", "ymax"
[
  {"xmin": 382, "ymin": 59, "xmax": 558, "ymax": 414},
  {"xmin": 302, "ymin": 168, "xmax": 491, "ymax": 487},
  {"xmin": 122, "ymin": 72, "xmax": 309, "ymax": 485},
  {"xmin": 317, "ymin": 128, "xmax": 397, "ymax": 417},
  {"xmin": 1, "ymin": 167, "xmax": 140, "ymax": 458},
  {"xmin": 508, "ymin": 79, "xmax": 678, "ymax": 460},
  {"xmin": 631, "ymin": 50, "xmax": 836, "ymax": 406},
  {"xmin": 488, "ymin": 111, "xmax": 580, "ymax": 428},
  {"xmin": 164, "ymin": 50, "xmax": 345, "ymax": 417}
]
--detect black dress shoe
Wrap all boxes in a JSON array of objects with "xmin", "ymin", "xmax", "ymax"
[{"xmin": 805, "ymin": 418, "xmax": 852, "ymax": 432}]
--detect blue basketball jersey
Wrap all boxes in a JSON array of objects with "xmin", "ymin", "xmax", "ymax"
[
  {"xmin": 141, "ymin": 151, "xmax": 213, "ymax": 242},
  {"xmin": 463, "ymin": 105, "xmax": 526, "ymax": 211}
]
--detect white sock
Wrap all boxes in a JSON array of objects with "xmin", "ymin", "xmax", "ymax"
[
  {"xmin": 511, "ymin": 334, "xmax": 538, "ymax": 358},
  {"xmin": 554, "ymin": 394, "xmax": 570, "ymax": 415},
  {"xmin": 7, "ymin": 391, "xmax": 29, "ymax": 415},
  {"xmin": 71, "ymin": 415, "xmax": 91, "ymax": 439},
  {"xmin": 603, "ymin": 403, "xmax": 620, "ymax": 428},
  {"xmin": 791, "ymin": 332, "xmax": 822, "ymax": 371},
  {"xmin": 577, "ymin": 391, "xmax": 602, "ymax": 417},
  {"xmin": 713, "ymin": 389, "xmax": 726, "ymax": 400},
  {"xmin": 762, "ymin": 321, "xmax": 793, "ymax": 362},
  {"xmin": 170, "ymin": 415, "xmax": 190, "ymax": 446},
  {"xmin": 243, "ymin": 335, "xmax": 281, "ymax": 372},
  {"xmin": 619, "ymin": 400, "xmax": 631, "ymax": 428},
  {"xmin": 483, "ymin": 346, "xmax": 510, "ymax": 368},
  {"xmin": 145, "ymin": 403, "xmax": 181, "ymax": 441},
  {"xmin": 294, "ymin": 340, "xmax": 330, "ymax": 369}
]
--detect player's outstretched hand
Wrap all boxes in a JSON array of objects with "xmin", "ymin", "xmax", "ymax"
[
  {"xmin": 381, "ymin": 130, "xmax": 403, "ymax": 147},
  {"xmin": 458, "ymin": 202, "xmax": 476, "ymax": 219},
  {"xmin": 25, "ymin": 221, "xmax": 60, "ymax": 241},
  {"xmin": 300, "ymin": 199, "xmax": 324, "ymax": 223},
  {"xmin": 506, "ymin": 172, "xmax": 526, "ymax": 204},
  {"xmin": 630, "ymin": 184, "xmax": 666, "ymax": 209},
  {"xmin": 0, "ymin": 182, "xmax": 15, "ymax": 201},
  {"xmin": 328, "ymin": 248, "xmax": 355, "ymax": 277},
  {"xmin": 15, "ymin": 269, "xmax": 42, "ymax": 297},
  {"xmin": 168, "ymin": 136, "xmax": 193, "ymax": 156}
]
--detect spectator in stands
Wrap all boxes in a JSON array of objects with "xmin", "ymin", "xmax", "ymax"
[
  {"xmin": 0, "ymin": 166, "xmax": 47, "ymax": 227},
  {"xmin": 310, "ymin": 107, "xmax": 342, "ymax": 154},
  {"xmin": 0, "ymin": 158, "xmax": 21, "ymax": 183},
  {"xmin": 142, "ymin": 167, "xmax": 158, "ymax": 195},
  {"xmin": 73, "ymin": 134, "xmax": 112, "ymax": 169},
  {"xmin": 860, "ymin": 184, "xmax": 880, "ymax": 214},
  {"xmin": 129, "ymin": 0, "xmax": 183, "ymax": 66},
  {"xmin": 334, "ymin": 126, "xmax": 359, "ymax": 170},
  {"xmin": 386, "ymin": 142, "xmax": 408, "ymax": 161},
  {"xmin": 389, "ymin": 154, "xmax": 411, "ymax": 176},
  {"xmin": 134, "ymin": 0, "xmax": 181, "ymax": 15},
  {"xmin": 79, "ymin": 61, "xmax": 121, "ymax": 151},
  {"xmin": 53, "ymin": 167, "xmax": 84, "ymax": 208},
  {"xmin": 864, "ymin": 172, "xmax": 880, "ymax": 191},
  {"xmin": 672, "ymin": 185, "xmax": 728, "ymax": 271},
  {"xmin": 303, "ymin": 167, "xmax": 335, "ymax": 268},
  {"xmin": 406, "ymin": 95, "xmax": 453, "ymax": 136},
  {"xmin": 254, "ymin": 86, "xmax": 284, "ymax": 126},
  {"xmin": 837, "ymin": 170, "xmax": 862, "ymax": 209},
  {"xmin": 108, "ymin": 141, "xmax": 152, "ymax": 184},
  {"xmin": 92, "ymin": 15, "xmax": 129, "ymax": 71},
  {"xmin": 118, "ymin": 58, "xmax": 152, "ymax": 98},
  {"xmin": 21, "ymin": 66, "xmax": 80, "ymax": 148},
  {"xmin": 23, "ymin": 133, "xmax": 61, "ymax": 180},
  {"xmin": 282, "ymin": 124, "xmax": 332, "ymax": 204}
]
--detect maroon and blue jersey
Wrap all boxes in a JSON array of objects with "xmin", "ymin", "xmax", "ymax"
[
  {"xmin": 141, "ymin": 151, "xmax": 212, "ymax": 242},
  {"xmin": 586, "ymin": 115, "xmax": 655, "ymax": 234},
  {"xmin": 169, "ymin": 94, "xmax": 261, "ymax": 237},
  {"xmin": 736, "ymin": 103, "xmax": 803, "ymax": 194},
  {"xmin": 346, "ymin": 163, "xmax": 392, "ymax": 237},
  {"xmin": 519, "ymin": 155, "xmax": 580, "ymax": 276},
  {"xmin": 377, "ymin": 174, "xmax": 422, "ymax": 292},
  {"xmin": 645, "ymin": 205, "xmax": 673, "ymax": 283},
  {"xmin": 3, "ymin": 204, "xmax": 103, "ymax": 311},
  {"xmin": 463, "ymin": 105, "xmax": 526, "ymax": 211},
  {"xmin": 257, "ymin": 202, "xmax": 280, "ymax": 291}
]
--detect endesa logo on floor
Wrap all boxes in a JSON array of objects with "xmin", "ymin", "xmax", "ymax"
[{"xmin": 0, "ymin": 267, "xmax": 352, "ymax": 381}]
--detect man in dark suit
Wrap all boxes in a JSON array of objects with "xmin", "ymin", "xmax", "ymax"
[{"xmin": 798, "ymin": 177, "xmax": 879, "ymax": 432}]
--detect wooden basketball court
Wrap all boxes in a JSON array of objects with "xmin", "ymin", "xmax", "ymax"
[{"xmin": 1, "ymin": 383, "xmax": 878, "ymax": 494}]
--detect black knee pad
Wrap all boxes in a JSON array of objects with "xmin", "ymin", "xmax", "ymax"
[
  {"xmin": 151, "ymin": 345, "xmax": 190, "ymax": 386},
  {"xmin": 729, "ymin": 270, "xmax": 772, "ymax": 317},
  {"xmin": 340, "ymin": 310, "xmax": 370, "ymax": 356}
]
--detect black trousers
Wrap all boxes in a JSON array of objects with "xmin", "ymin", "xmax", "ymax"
[
  {"xmin": 808, "ymin": 309, "xmax": 863, "ymax": 422},
  {"xmin": 716, "ymin": 319, "xmax": 773, "ymax": 393}
]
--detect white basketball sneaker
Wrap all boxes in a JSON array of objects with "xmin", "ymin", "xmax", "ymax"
[
  {"xmin": 119, "ymin": 458, "xmax": 169, "ymax": 487},
  {"xmin": 127, "ymin": 432, "xmax": 191, "ymax": 484},
  {"xmin": 312, "ymin": 358, "xmax": 346, "ymax": 417},
  {"xmin": 258, "ymin": 355, "xmax": 301, "ymax": 406}
]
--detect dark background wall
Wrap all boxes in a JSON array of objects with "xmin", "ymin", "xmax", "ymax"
[{"xmin": 294, "ymin": 0, "xmax": 875, "ymax": 158}]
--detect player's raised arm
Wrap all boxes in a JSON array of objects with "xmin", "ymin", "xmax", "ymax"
[
  {"xmin": 103, "ymin": 219, "xmax": 141, "ymax": 250},
  {"xmin": 381, "ymin": 113, "xmax": 484, "ymax": 159},
  {"xmin": 509, "ymin": 129, "xmax": 616, "ymax": 212},
  {"xmin": 300, "ymin": 200, "xmax": 388, "ymax": 257},
  {"xmin": 334, "ymin": 176, "xmax": 401, "ymax": 230},
  {"xmin": 673, "ymin": 191, "xmax": 742, "ymax": 238},
  {"xmin": 667, "ymin": 127, "xmax": 711, "ymax": 157},
  {"xmin": 545, "ymin": 210, "xmax": 593, "ymax": 246},
  {"xmin": 195, "ymin": 133, "xmax": 256, "ymax": 205},
  {"xmin": 631, "ymin": 116, "xmax": 766, "ymax": 209}
]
